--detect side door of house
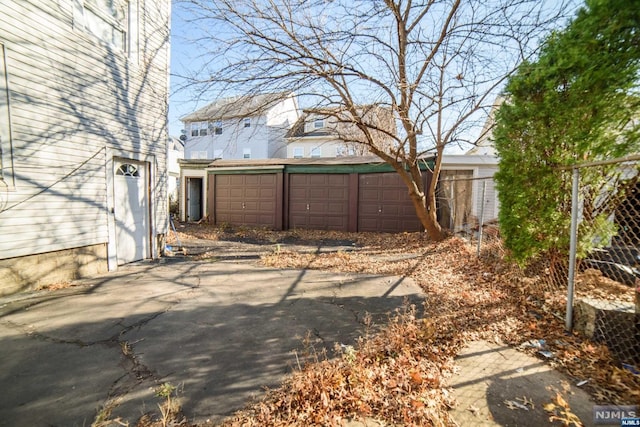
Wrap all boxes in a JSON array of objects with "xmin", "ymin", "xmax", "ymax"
[
  {"xmin": 186, "ymin": 177, "xmax": 203, "ymax": 222},
  {"xmin": 114, "ymin": 159, "xmax": 150, "ymax": 265}
]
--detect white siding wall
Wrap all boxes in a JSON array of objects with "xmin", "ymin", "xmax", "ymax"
[
  {"xmin": 0, "ymin": 0, "xmax": 169, "ymax": 259},
  {"xmin": 286, "ymin": 138, "xmax": 345, "ymax": 158},
  {"xmin": 472, "ymin": 165, "xmax": 499, "ymax": 224},
  {"xmin": 184, "ymin": 116, "xmax": 270, "ymax": 160}
]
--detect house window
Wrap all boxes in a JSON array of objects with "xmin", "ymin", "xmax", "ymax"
[
  {"xmin": 199, "ymin": 122, "xmax": 208, "ymax": 136},
  {"xmin": 190, "ymin": 123, "xmax": 198, "ymax": 137},
  {"xmin": 311, "ymin": 147, "xmax": 321, "ymax": 158},
  {"xmin": 190, "ymin": 151, "xmax": 207, "ymax": 159},
  {"xmin": 243, "ymin": 148, "xmax": 251, "ymax": 159},
  {"xmin": 0, "ymin": 43, "xmax": 15, "ymax": 187},
  {"xmin": 213, "ymin": 149, "xmax": 223, "ymax": 159},
  {"xmin": 74, "ymin": 0, "xmax": 133, "ymax": 52},
  {"xmin": 337, "ymin": 146, "xmax": 355, "ymax": 157},
  {"xmin": 213, "ymin": 121, "xmax": 223, "ymax": 135},
  {"xmin": 244, "ymin": 118, "xmax": 251, "ymax": 128},
  {"xmin": 314, "ymin": 118, "xmax": 324, "ymax": 129},
  {"xmin": 293, "ymin": 147, "xmax": 303, "ymax": 159}
]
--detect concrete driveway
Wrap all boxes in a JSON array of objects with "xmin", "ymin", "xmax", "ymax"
[{"xmin": 0, "ymin": 244, "xmax": 423, "ymax": 426}]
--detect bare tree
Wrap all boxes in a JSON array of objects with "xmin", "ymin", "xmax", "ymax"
[{"xmin": 178, "ymin": 0, "xmax": 572, "ymax": 240}]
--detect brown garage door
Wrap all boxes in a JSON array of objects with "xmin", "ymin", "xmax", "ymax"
[
  {"xmin": 215, "ymin": 174, "xmax": 278, "ymax": 228},
  {"xmin": 288, "ymin": 174, "xmax": 350, "ymax": 231},
  {"xmin": 358, "ymin": 173, "xmax": 422, "ymax": 232}
]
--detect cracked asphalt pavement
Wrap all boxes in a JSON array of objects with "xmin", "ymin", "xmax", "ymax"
[{"xmin": 0, "ymin": 244, "xmax": 423, "ymax": 426}]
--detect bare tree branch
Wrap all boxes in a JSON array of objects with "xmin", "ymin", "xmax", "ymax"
[{"xmin": 177, "ymin": 0, "xmax": 575, "ymax": 239}]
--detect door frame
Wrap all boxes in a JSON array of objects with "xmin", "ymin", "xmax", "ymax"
[
  {"xmin": 186, "ymin": 177, "xmax": 203, "ymax": 222},
  {"xmin": 106, "ymin": 149, "xmax": 157, "ymax": 271}
]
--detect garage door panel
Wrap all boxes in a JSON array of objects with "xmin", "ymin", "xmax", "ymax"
[
  {"xmin": 260, "ymin": 188, "xmax": 276, "ymax": 198},
  {"xmin": 308, "ymin": 188, "xmax": 328, "ymax": 199},
  {"xmin": 328, "ymin": 175, "xmax": 348, "ymax": 186},
  {"xmin": 308, "ymin": 175, "xmax": 327, "ymax": 185},
  {"xmin": 288, "ymin": 174, "xmax": 350, "ymax": 231},
  {"xmin": 215, "ymin": 174, "xmax": 278, "ymax": 228},
  {"xmin": 327, "ymin": 202, "xmax": 347, "ymax": 213},
  {"xmin": 358, "ymin": 173, "xmax": 422, "ymax": 233},
  {"xmin": 245, "ymin": 188, "xmax": 259, "ymax": 198}
]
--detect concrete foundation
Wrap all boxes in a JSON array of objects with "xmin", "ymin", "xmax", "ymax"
[
  {"xmin": 574, "ymin": 297, "xmax": 639, "ymax": 364},
  {"xmin": 0, "ymin": 244, "xmax": 108, "ymax": 296}
]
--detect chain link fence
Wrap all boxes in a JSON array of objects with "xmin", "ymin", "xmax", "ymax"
[
  {"xmin": 566, "ymin": 156, "xmax": 640, "ymax": 368},
  {"xmin": 438, "ymin": 157, "xmax": 640, "ymax": 368},
  {"xmin": 436, "ymin": 172, "xmax": 500, "ymax": 254}
]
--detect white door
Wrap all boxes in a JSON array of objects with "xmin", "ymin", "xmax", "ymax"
[
  {"xmin": 187, "ymin": 177, "xmax": 202, "ymax": 221},
  {"xmin": 114, "ymin": 159, "xmax": 149, "ymax": 265}
]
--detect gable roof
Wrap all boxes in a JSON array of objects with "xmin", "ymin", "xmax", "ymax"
[
  {"xmin": 181, "ymin": 92, "xmax": 293, "ymax": 123},
  {"xmin": 286, "ymin": 105, "xmax": 396, "ymax": 139},
  {"xmin": 285, "ymin": 114, "xmax": 333, "ymax": 138}
]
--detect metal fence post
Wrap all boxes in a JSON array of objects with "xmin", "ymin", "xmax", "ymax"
[
  {"xmin": 565, "ymin": 167, "xmax": 580, "ymax": 332},
  {"xmin": 477, "ymin": 180, "xmax": 486, "ymax": 257}
]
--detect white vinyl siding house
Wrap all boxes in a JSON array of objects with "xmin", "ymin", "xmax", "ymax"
[
  {"xmin": 0, "ymin": 0, "xmax": 170, "ymax": 295},
  {"xmin": 285, "ymin": 110, "xmax": 392, "ymax": 158},
  {"xmin": 181, "ymin": 92, "xmax": 299, "ymax": 160}
]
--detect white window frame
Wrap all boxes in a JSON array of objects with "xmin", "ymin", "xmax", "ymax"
[
  {"xmin": 0, "ymin": 43, "xmax": 15, "ymax": 188},
  {"xmin": 337, "ymin": 146, "xmax": 355, "ymax": 157},
  {"xmin": 74, "ymin": 0, "xmax": 132, "ymax": 53},
  {"xmin": 243, "ymin": 148, "xmax": 251, "ymax": 159},
  {"xmin": 213, "ymin": 121, "xmax": 223, "ymax": 135},
  {"xmin": 293, "ymin": 147, "xmax": 304, "ymax": 159},
  {"xmin": 190, "ymin": 122, "xmax": 199, "ymax": 137},
  {"xmin": 199, "ymin": 121, "xmax": 208, "ymax": 136},
  {"xmin": 213, "ymin": 149, "xmax": 223, "ymax": 159},
  {"xmin": 190, "ymin": 151, "xmax": 207, "ymax": 160},
  {"xmin": 311, "ymin": 147, "xmax": 321, "ymax": 158},
  {"xmin": 314, "ymin": 118, "xmax": 324, "ymax": 129}
]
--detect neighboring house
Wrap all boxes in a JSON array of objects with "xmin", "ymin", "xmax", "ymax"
[
  {"xmin": 181, "ymin": 92, "xmax": 299, "ymax": 160},
  {"xmin": 466, "ymin": 97, "xmax": 503, "ymax": 157},
  {"xmin": 0, "ymin": 0, "xmax": 170, "ymax": 295},
  {"xmin": 167, "ymin": 136, "xmax": 184, "ymax": 207},
  {"xmin": 286, "ymin": 106, "xmax": 395, "ymax": 158}
]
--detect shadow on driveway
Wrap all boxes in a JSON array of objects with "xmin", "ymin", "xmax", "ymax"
[{"xmin": 0, "ymin": 257, "xmax": 423, "ymax": 426}]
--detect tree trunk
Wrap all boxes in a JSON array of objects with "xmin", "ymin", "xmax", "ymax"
[{"xmin": 404, "ymin": 166, "xmax": 444, "ymax": 241}]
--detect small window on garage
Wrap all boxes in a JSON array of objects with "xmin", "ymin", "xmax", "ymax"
[
  {"xmin": 293, "ymin": 147, "xmax": 303, "ymax": 158},
  {"xmin": 311, "ymin": 147, "xmax": 321, "ymax": 158},
  {"xmin": 243, "ymin": 148, "xmax": 251, "ymax": 159}
]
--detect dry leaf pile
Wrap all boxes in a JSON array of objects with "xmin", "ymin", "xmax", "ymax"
[
  {"xmin": 222, "ymin": 305, "xmax": 456, "ymax": 427},
  {"xmin": 168, "ymin": 224, "xmax": 640, "ymax": 425}
]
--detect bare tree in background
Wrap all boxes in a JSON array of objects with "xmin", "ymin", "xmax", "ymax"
[{"xmin": 178, "ymin": 0, "xmax": 572, "ymax": 240}]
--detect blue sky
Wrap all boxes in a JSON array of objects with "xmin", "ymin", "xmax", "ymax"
[{"xmin": 168, "ymin": 1, "xmax": 198, "ymax": 137}]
